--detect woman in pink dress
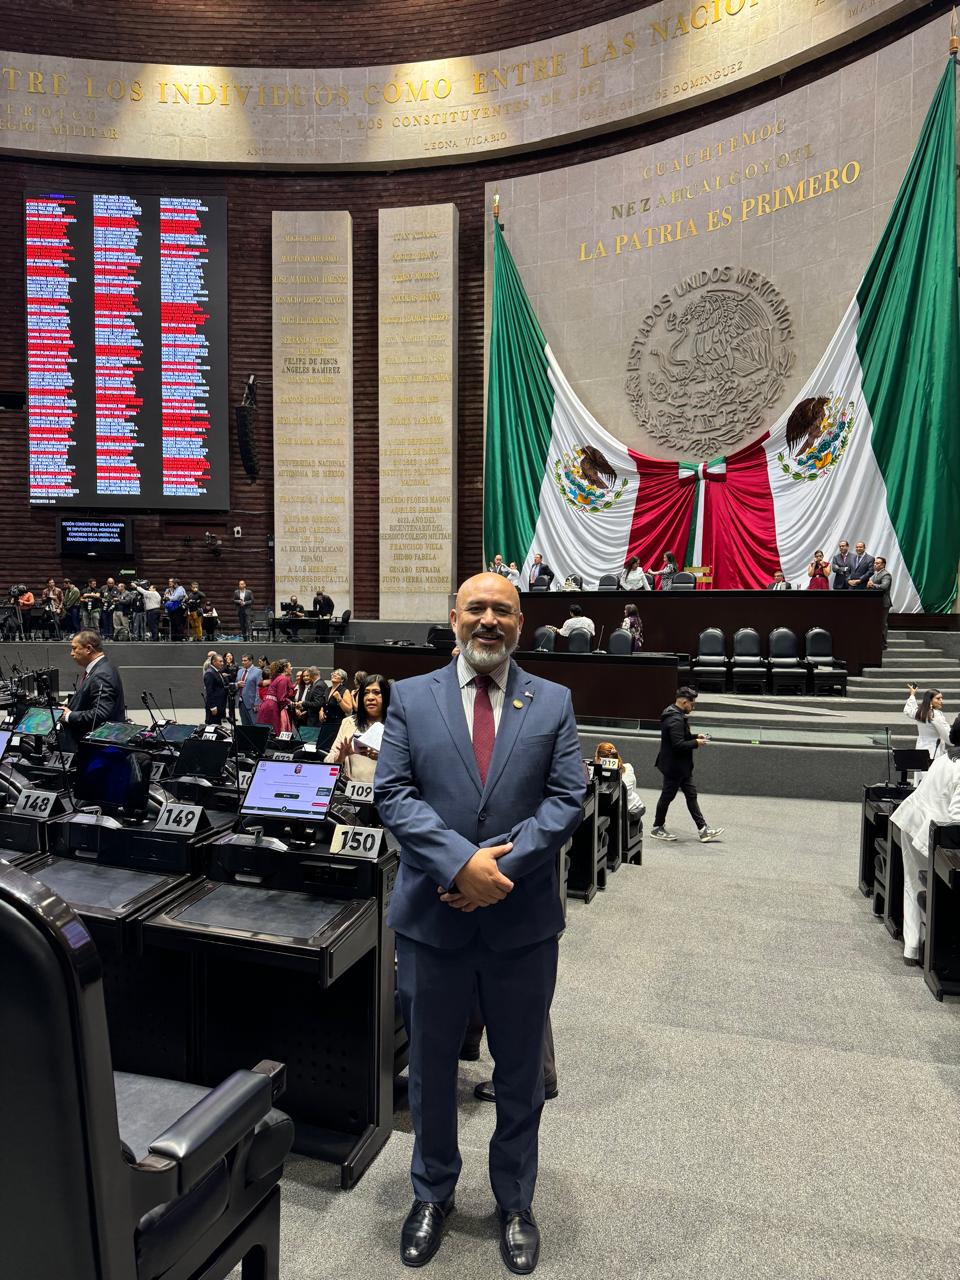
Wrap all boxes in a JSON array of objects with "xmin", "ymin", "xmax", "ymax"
[
  {"xmin": 256, "ymin": 659, "xmax": 295, "ymax": 733},
  {"xmin": 807, "ymin": 549, "xmax": 830, "ymax": 591}
]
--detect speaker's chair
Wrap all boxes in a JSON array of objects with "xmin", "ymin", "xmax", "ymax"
[
  {"xmin": 805, "ymin": 627, "xmax": 848, "ymax": 695},
  {"xmin": 597, "ymin": 574, "xmax": 620, "ymax": 590},
  {"xmin": 607, "ymin": 628, "xmax": 633, "ymax": 655},
  {"xmin": 768, "ymin": 627, "xmax": 806, "ymax": 695},
  {"xmin": 730, "ymin": 627, "xmax": 768, "ymax": 693},
  {"xmin": 691, "ymin": 627, "xmax": 727, "ymax": 692},
  {"xmin": 566, "ymin": 629, "xmax": 592, "ymax": 653},
  {"xmin": 670, "ymin": 571, "xmax": 697, "ymax": 591},
  {"xmin": 0, "ymin": 862, "xmax": 293, "ymax": 1280}
]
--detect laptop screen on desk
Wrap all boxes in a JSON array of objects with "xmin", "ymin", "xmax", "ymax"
[{"xmin": 240, "ymin": 760, "xmax": 340, "ymax": 821}]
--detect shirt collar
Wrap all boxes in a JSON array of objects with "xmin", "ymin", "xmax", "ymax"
[
  {"xmin": 86, "ymin": 653, "xmax": 106, "ymax": 673},
  {"xmin": 457, "ymin": 651, "xmax": 510, "ymax": 692}
]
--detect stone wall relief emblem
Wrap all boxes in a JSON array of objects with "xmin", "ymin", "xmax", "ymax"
[{"xmin": 625, "ymin": 266, "xmax": 795, "ymax": 455}]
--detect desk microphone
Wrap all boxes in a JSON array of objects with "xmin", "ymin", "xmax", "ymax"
[
  {"xmin": 168, "ymin": 687, "xmax": 179, "ymax": 722},
  {"xmin": 593, "ymin": 626, "xmax": 606, "ymax": 654}
]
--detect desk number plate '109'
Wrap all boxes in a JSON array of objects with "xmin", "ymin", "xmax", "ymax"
[{"xmin": 330, "ymin": 824, "xmax": 383, "ymax": 859}]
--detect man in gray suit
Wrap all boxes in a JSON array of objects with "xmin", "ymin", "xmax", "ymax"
[
  {"xmin": 867, "ymin": 555, "xmax": 893, "ymax": 647},
  {"xmin": 376, "ymin": 572, "xmax": 585, "ymax": 1274}
]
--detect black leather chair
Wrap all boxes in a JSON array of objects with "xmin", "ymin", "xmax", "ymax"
[
  {"xmin": 768, "ymin": 627, "xmax": 806, "ymax": 695},
  {"xmin": 529, "ymin": 578, "xmax": 551, "ymax": 591},
  {"xmin": 532, "ymin": 626, "xmax": 555, "ymax": 651},
  {"xmin": 671, "ymin": 571, "xmax": 696, "ymax": 591},
  {"xmin": 597, "ymin": 574, "xmax": 620, "ymax": 590},
  {"xmin": 730, "ymin": 627, "xmax": 767, "ymax": 693},
  {"xmin": 426, "ymin": 625, "xmax": 457, "ymax": 652},
  {"xmin": 607, "ymin": 628, "xmax": 633, "ymax": 655},
  {"xmin": 566, "ymin": 629, "xmax": 592, "ymax": 653},
  {"xmin": 0, "ymin": 862, "xmax": 293, "ymax": 1280},
  {"xmin": 691, "ymin": 627, "xmax": 727, "ymax": 692},
  {"xmin": 805, "ymin": 627, "xmax": 848, "ymax": 695}
]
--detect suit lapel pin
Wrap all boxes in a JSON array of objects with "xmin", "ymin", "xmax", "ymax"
[
  {"xmin": 523, "ymin": 691, "xmax": 534, "ymax": 699},
  {"xmin": 513, "ymin": 699, "xmax": 524, "ymax": 709}
]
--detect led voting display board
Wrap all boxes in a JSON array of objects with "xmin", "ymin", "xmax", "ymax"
[{"xmin": 25, "ymin": 193, "xmax": 229, "ymax": 509}]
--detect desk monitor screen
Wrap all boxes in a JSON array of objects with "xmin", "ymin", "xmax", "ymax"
[
  {"xmin": 241, "ymin": 760, "xmax": 340, "ymax": 821},
  {"xmin": 235, "ymin": 724, "xmax": 271, "ymax": 759},
  {"xmin": 173, "ymin": 737, "xmax": 231, "ymax": 779},
  {"xmin": 88, "ymin": 721, "xmax": 142, "ymax": 745},
  {"xmin": 155, "ymin": 724, "xmax": 198, "ymax": 745},
  {"xmin": 74, "ymin": 742, "xmax": 150, "ymax": 818},
  {"xmin": 16, "ymin": 706, "xmax": 63, "ymax": 736},
  {"xmin": 0, "ymin": 729, "xmax": 11, "ymax": 761},
  {"xmin": 293, "ymin": 726, "xmax": 322, "ymax": 746}
]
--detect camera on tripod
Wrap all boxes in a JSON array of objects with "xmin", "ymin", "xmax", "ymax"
[{"xmin": 7, "ymin": 585, "xmax": 26, "ymax": 602}]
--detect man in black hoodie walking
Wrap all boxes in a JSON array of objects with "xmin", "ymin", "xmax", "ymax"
[{"xmin": 650, "ymin": 687, "xmax": 723, "ymax": 843}]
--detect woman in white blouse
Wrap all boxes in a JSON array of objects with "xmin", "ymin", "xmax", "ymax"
[
  {"xmin": 903, "ymin": 685, "xmax": 951, "ymax": 760},
  {"xmin": 619, "ymin": 555, "xmax": 651, "ymax": 591}
]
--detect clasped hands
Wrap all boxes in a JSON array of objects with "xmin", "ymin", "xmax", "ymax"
[{"xmin": 437, "ymin": 842, "xmax": 514, "ymax": 913}]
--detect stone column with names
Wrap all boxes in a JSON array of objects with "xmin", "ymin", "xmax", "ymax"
[
  {"xmin": 378, "ymin": 203, "xmax": 458, "ymax": 619},
  {"xmin": 272, "ymin": 211, "xmax": 352, "ymax": 613}
]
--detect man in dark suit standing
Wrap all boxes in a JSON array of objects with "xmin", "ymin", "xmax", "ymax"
[
  {"xmin": 831, "ymin": 540, "xmax": 852, "ymax": 589},
  {"xmin": 299, "ymin": 667, "xmax": 326, "ymax": 727},
  {"xmin": 60, "ymin": 630, "xmax": 126, "ymax": 750},
  {"xmin": 650, "ymin": 688, "xmax": 722, "ymax": 843},
  {"xmin": 234, "ymin": 580, "xmax": 254, "ymax": 640},
  {"xmin": 527, "ymin": 553, "xmax": 554, "ymax": 590},
  {"xmin": 203, "ymin": 653, "xmax": 226, "ymax": 724},
  {"xmin": 376, "ymin": 572, "xmax": 585, "ymax": 1274},
  {"xmin": 848, "ymin": 541, "xmax": 872, "ymax": 590}
]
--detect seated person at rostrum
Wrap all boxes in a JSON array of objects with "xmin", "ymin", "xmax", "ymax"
[
  {"xmin": 280, "ymin": 594, "xmax": 306, "ymax": 637},
  {"xmin": 548, "ymin": 603, "xmax": 595, "ymax": 639}
]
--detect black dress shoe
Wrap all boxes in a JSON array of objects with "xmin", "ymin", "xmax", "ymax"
[
  {"xmin": 400, "ymin": 1196, "xmax": 455, "ymax": 1267},
  {"xmin": 474, "ymin": 1080, "xmax": 558, "ymax": 1103},
  {"xmin": 498, "ymin": 1207, "xmax": 540, "ymax": 1274}
]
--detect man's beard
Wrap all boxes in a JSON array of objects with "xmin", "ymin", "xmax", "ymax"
[{"xmin": 461, "ymin": 626, "xmax": 517, "ymax": 672}]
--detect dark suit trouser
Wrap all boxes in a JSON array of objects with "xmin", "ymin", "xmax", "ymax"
[
  {"xmin": 654, "ymin": 772, "xmax": 705, "ymax": 830},
  {"xmin": 463, "ymin": 1005, "xmax": 556, "ymax": 1092},
  {"xmin": 396, "ymin": 932, "xmax": 558, "ymax": 1211},
  {"xmin": 238, "ymin": 605, "xmax": 250, "ymax": 639}
]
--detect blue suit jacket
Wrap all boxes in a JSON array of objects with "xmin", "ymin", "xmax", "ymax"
[{"xmin": 376, "ymin": 659, "xmax": 586, "ymax": 951}]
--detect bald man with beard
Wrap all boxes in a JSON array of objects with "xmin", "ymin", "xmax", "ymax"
[{"xmin": 376, "ymin": 572, "xmax": 586, "ymax": 1274}]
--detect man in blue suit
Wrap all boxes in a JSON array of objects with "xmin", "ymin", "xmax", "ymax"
[{"xmin": 376, "ymin": 572, "xmax": 585, "ymax": 1274}]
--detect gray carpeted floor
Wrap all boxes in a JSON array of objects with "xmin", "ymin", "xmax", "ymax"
[{"xmin": 259, "ymin": 790, "xmax": 960, "ymax": 1279}]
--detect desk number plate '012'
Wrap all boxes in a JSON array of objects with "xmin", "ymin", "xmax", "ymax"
[
  {"xmin": 156, "ymin": 802, "xmax": 204, "ymax": 834},
  {"xmin": 330, "ymin": 824, "xmax": 383, "ymax": 859},
  {"xmin": 13, "ymin": 788, "xmax": 58, "ymax": 817}
]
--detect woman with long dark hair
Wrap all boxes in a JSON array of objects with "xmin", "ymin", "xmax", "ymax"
[
  {"xmin": 619, "ymin": 555, "xmax": 650, "ymax": 591},
  {"xmin": 620, "ymin": 602, "xmax": 643, "ymax": 652},
  {"xmin": 324, "ymin": 673, "xmax": 391, "ymax": 784},
  {"xmin": 903, "ymin": 684, "xmax": 951, "ymax": 760},
  {"xmin": 256, "ymin": 659, "xmax": 295, "ymax": 734},
  {"xmin": 807, "ymin": 549, "xmax": 830, "ymax": 590},
  {"xmin": 656, "ymin": 551, "xmax": 678, "ymax": 591}
]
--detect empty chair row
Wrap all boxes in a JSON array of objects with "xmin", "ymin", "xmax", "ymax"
[{"xmin": 692, "ymin": 626, "xmax": 847, "ymax": 695}]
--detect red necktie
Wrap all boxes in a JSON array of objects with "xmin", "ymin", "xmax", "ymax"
[{"xmin": 472, "ymin": 675, "xmax": 495, "ymax": 785}]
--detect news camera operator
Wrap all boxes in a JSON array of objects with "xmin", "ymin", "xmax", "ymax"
[
  {"xmin": 59, "ymin": 630, "xmax": 126, "ymax": 751},
  {"xmin": 1, "ymin": 584, "xmax": 29, "ymax": 640}
]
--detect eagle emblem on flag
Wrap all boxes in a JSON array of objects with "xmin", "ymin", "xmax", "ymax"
[
  {"xmin": 777, "ymin": 395, "xmax": 856, "ymax": 481},
  {"xmin": 553, "ymin": 445, "xmax": 629, "ymax": 513}
]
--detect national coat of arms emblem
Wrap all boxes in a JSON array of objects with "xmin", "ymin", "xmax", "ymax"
[
  {"xmin": 552, "ymin": 445, "xmax": 629, "ymax": 513},
  {"xmin": 777, "ymin": 394, "xmax": 856, "ymax": 481}
]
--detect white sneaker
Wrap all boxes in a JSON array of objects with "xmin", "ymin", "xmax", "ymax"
[
  {"xmin": 698, "ymin": 827, "xmax": 724, "ymax": 843},
  {"xmin": 650, "ymin": 826, "xmax": 677, "ymax": 841}
]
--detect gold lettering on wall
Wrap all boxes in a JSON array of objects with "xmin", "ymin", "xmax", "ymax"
[
  {"xmin": 378, "ymin": 205, "xmax": 458, "ymax": 618},
  {"xmin": 272, "ymin": 212, "xmax": 353, "ymax": 610}
]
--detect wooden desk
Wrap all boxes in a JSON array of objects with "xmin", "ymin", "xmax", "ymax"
[
  {"xmin": 519, "ymin": 589, "xmax": 884, "ymax": 675},
  {"xmin": 333, "ymin": 643, "xmax": 679, "ymax": 722}
]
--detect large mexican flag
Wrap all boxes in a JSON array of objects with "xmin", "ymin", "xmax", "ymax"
[{"xmin": 485, "ymin": 59, "xmax": 960, "ymax": 613}]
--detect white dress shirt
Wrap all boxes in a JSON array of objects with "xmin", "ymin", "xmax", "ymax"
[
  {"xmin": 558, "ymin": 615, "xmax": 595, "ymax": 638},
  {"xmin": 456, "ymin": 652, "xmax": 509, "ymax": 736},
  {"xmin": 620, "ymin": 568, "xmax": 650, "ymax": 591}
]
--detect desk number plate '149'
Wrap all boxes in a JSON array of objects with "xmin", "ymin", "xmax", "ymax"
[{"xmin": 330, "ymin": 824, "xmax": 383, "ymax": 859}]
